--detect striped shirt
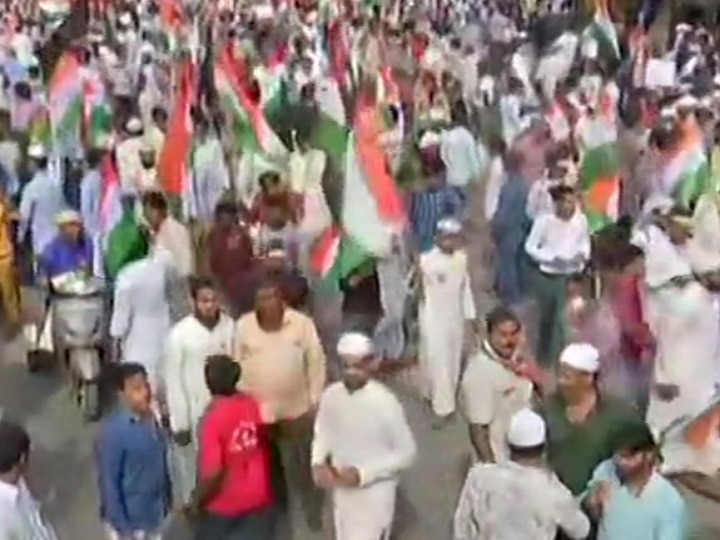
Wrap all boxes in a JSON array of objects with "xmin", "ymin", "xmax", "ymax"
[
  {"xmin": 0, "ymin": 479, "xmax": 58, "ymax": 540},
  {"xmin": 409, "ymin": 184, "xmax": 464, "ymax": 253}
]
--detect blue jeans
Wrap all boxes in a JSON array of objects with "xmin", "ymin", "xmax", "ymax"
[{"xmin": 193, "ymin": 507, "xmax": 274, "ymax": 540}]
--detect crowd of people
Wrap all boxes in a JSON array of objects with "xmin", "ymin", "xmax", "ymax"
[{"xmin": 0, "ymin": 0, "xmax": 720, "ymax": 538}]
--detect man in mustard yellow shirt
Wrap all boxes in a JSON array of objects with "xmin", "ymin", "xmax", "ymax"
[{"xmin": 0, "ymin": 190, "xmax": 20, "ymax": 329}]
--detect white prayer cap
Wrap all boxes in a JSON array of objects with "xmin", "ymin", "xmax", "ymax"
[
  {"xmin": 507, "ymin": 409, "xmax": 546, "ymax": 448},
  {"xmin": 676, "ymin": 23, "xmax": 692, "ymax": 33},
  {"xmin": 118, "ymin": 12, "xmax": 133, "ymax": 25},
  {"xmin": 714, "ymin": 74, "xmax": 720, "ymax": 87},
  {"xmin": 437, "ymin": 217, "xmax": 462, "ymax": 235},
  {"xmin": 125, "ymin": 117, "xmax": 143, "ymax": 133},
  {"xmin": 675, "ymin": 94, "xmax": 698, "ymax": 109},
  {"xmin": 418, "ymin": 130, "xmax": 441, "ymax": 148},
  {"xmin": 27, "ymin": 143, "xmax": 46, "ymax": 158},
  {"xmin": 337, "ymin": 332, "xmax": 373, "ymax": 358},
  {"xmin": 55, "ymin": 209, "xmax": 82, "ymax": 226},
  {"xmin": 559, "ymin": 343, "xmax": 600, "ymax": 373},
  {"xmin": 254, "ymin": 4, "xmax": 274, "ymax": 19}
]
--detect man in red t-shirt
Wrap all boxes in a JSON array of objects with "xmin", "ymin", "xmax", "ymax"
[{"xmin": 183, "ymin": 354, "xmax": 275, "ymax": 539}]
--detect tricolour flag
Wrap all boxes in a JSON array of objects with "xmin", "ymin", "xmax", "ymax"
[
  {"xmin": 311, "ymin": 97, "xmax": 405, "ymax": 283},
  {"xmin": 158, "ymin": 60, "xmax": 196, "ymax": 196},
  {"xmin": 48, "ymin": 51, "xmax": 83, "ymax": 144},
  {"xmin": 100, "ymin": 153, "xmax": 121, "ymax": 234},
  {"xmin": 83, "ymin": 70, "xmax": 113, "ymax": 148},
  {"xmin": 659, "ymin": 117, "xmax": 710, "ymax": 210},
  {"xmin": 579, "ymin": 91, "xmax": 620, "ymax": 232},
  {"xmin": 215, "ymin": 48, "xmax": 287, "ymax": 160},
  {"xmin": 583, "ymin": 0, "xmax": 620, "ymax": 62}
]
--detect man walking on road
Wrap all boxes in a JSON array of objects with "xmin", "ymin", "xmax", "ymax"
[
  {"xmin": 312, "ymin": 332, "xmax": 417, "ymax": 540},
  {"xmin": 164, "ymin": 278, "xmax": 235, "ymax": 505},
  {"xmin": 454, "ymin": 408, "xmax": 590, "ymax": 540}
]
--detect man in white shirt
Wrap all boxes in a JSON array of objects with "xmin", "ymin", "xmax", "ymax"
[
  {"xmin": 312, "ymin": 333, "xmax": 417, "ymax": 540},
  {"xmin": 440, "ymin": 102, "xmax": 484, "ymax": 204},
  {"xmin": 524, "ymin": 185, "xmax": 590, "ymax": 366},
  {"xmin": 419, "ymin": 218, "xmax": 478, "ymax": 428},
  {"xmin": 454, "ymin": 409, "xmax": 589, "ymax": 540},
  {"xmin": 460, "ymin": 306, "xmax": 537, "ymax": 463},
  {"xmin": 0, "ymin": 421, "xmax": 58, "ymax": 540},
  {"xmin": 164, "ymin": 278, "xmax": 235, "ymax": 505},
  {"xmin": 141, "ymin": 191, "xmax": 193, "ymax": 323}
]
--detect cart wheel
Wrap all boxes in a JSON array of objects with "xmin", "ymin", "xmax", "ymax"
[{"xmin": 79, "ymin": 381, "xmax": 101, "ymax": 422}]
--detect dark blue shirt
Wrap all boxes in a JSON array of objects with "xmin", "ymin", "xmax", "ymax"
[
  {"xmin": 95, "ymin": 409, "xmax": 171, "ymax": 535},
  {"xmin": 409, "ymin": 181, "xmax": 464, "ymax": 253}
]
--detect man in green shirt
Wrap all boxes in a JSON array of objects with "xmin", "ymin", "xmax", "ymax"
[{"xmin": 543, "ymin": 343, "xmax": 640, "ymax": 496}]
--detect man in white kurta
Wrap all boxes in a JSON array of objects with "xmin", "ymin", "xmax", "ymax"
[
  {"xmin": 419, "ymin": 218, "xmax": 477, "ymax": 426},
  {"xmin": 639, "ymin": 211, "xmax": 720, "ymax": 475},
  {"xmin": 312, "ymin": 333, "xmax": 417, "ymax": 540},
  {"xmin": 110, "ymin": 250, "xmax": 171, "ymax": 393},
  {"xmin": 163, "ymin": 279, "xmax": 235, "ymax": 504},
  {"xmin": 115, "ymin": 117, "xmax": 145, "ymax": 194}
]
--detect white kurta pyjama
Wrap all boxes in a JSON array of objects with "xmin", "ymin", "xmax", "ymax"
[
  {"xmin": 419, "ymin": 248, "xmax": 476, "ymax": 417},
  {"xmin": 312, "ymin": 381, "xmax": 417, "ymax": 540},
  {"xmin": 163, "ymin": 314, "xmax": 235, "ymax": 504}
]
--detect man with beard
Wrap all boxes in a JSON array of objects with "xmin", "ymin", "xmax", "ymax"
[
  {"xmin": 583, "ymin": 420, "xmax": 687, "ymax": 540},
  {"xmin": 164, "ymin": 278, "xmax": 235, "ymax": 506},
  {"xmin": 311, "ymin": 332, "xmax": 416, "ymax": 540},
  {"xmin": 234, "ymin": 279, "xmax": 326, "ymax": 537},
  {"xmin": 544, "ymin": 343, "xmax": 639, "ymax": 497},
  {"xmin": 454, "ymin": 409, "xmax": 589, "ymax": 540}
]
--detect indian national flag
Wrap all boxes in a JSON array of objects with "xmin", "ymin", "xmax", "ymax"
[
  {"xmin": 158, "ymin": 60, "xmax": 196, "ymax": 196},
  {"xmin": 100, "ymin": 153, "xmax": 121, "ymax": 233},
  {"xmin": 83, "ymin": 71, "xmax": 113, "ymax": 148},
  {"xmin": 583, "ymin": 0, "xmax": 620, "ymax": 61},
  {"xmin": 215, "ymin": 48, "xmax": 287, "ymax": 160},
  {"xmin": 580, "ymin": 91, "xmax": 620, "ymax": 232},
  {"xmin": 312, "ymin": 77, "xmax": 349, "ymax": 172},
  {"xmin": 160, "ymin": 0, "xmax": 183, "ymax": 52},
  {"xmin": 311, "ymin": 98, "xmax": 405, "ymax": 282},
  {"xmin": 659, "ymin": 118, "xmax": 710, "ymax": 209},
  {"xmin": 48, "ymin": 51, "xmax": 83, "ymax": 143}
]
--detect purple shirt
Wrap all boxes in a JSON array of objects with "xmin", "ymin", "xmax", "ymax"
[{"xmin": 39, "ymin": 235, "xmax": 93, "ymax": 279}]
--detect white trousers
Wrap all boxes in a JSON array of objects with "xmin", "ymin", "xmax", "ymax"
[
  {"xmin": 104, "ymin": 524, "xmax": 161, "ymax": 540},
  {"xmin": 169, "ymin": 439, "xmax": 198, "ymax": 506},
  {"xmin": 333, "ymin": 482, "xmax": 396, "ymax": 540}
]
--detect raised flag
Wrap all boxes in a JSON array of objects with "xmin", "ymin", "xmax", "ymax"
[
  {"xmin": 158, "ymin": 61, "xmax": 196, "ymax": 196},
  {"xmin": 48, "ymin": 51, "xmax": 83, "ymax": 143},
  {"xmin": 659, "ymin": 117, "xmax": 710, "ymax": 210},
  {"xmin": 579, "ymin": 90, "xmax": 620, "ymax": 232}
]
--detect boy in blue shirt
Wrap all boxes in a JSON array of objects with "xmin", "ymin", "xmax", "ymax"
[{"xmin": 96, "ymin": 363, "xmax": 171, "ymax": 539}]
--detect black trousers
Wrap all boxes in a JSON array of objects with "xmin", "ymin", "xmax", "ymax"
[{"xmin": 193, "ymin": 507, "xmax": 274, "ymax": 540}]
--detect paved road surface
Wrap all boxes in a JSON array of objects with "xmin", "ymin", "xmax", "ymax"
[{"xmin": 1, "ymin": 334, "xmax": 719, "ymax": 540}]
